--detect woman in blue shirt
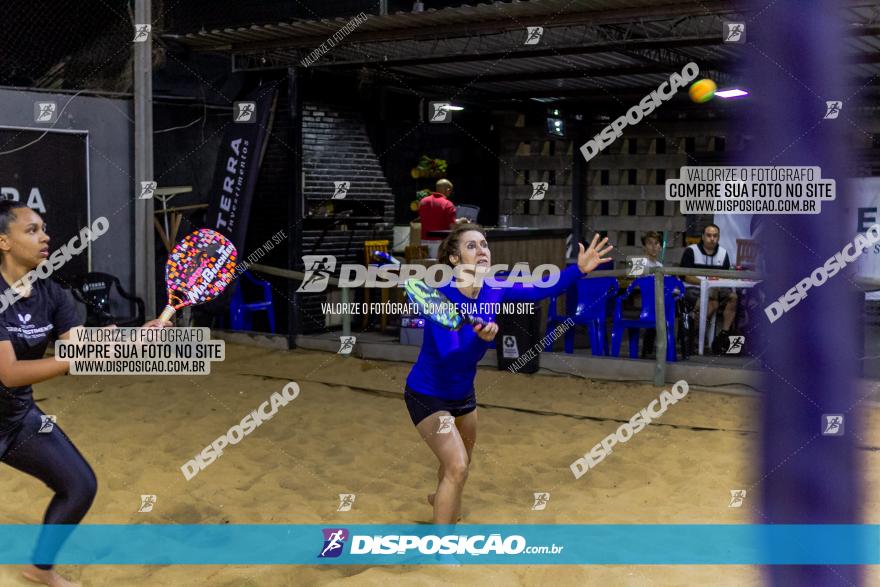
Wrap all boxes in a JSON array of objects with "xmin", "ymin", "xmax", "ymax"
[{"xmin": 405, "ymin": 223, "xmax": 612, "ymax": 524}]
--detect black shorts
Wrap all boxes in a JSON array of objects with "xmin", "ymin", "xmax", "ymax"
[
  {"xmin": 684, "ymin": 287, "xmax": 736, "ymax": 310},
  {"xmin": 404, "ymin": 386, "xmax": 477, "ymax": 426}
]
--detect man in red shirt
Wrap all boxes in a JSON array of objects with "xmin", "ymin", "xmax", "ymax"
[{"xmin": 419, "ymin": 179, "xmax": 461, "ymax": 258}]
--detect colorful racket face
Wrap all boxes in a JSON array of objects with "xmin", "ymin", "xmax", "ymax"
[
  {"xmin": 165, "ymin": 229, "xmax": 238, "ymax": 311},
  {"xmin": 404, "ymin": 279, "xmax": 488, "ymax": 331},
  {"xmin": 404, "ymin": 279, "xmax": 463, "ymax": 330}
]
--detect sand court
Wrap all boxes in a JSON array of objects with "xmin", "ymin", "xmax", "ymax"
[
  {"xmin": 2, "ymin": 1, "xmax": 878, "ymax": 584},
  {"xmin": 4, "ymin": 342, "xmax": 876, "ymax": 585}
]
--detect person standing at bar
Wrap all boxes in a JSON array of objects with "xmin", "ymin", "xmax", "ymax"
[{"xmin": 419, "ymin": 179, "xmax": 467, "ymax": 259}]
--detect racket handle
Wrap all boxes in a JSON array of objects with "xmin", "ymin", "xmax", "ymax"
[
  {"xmin": 158, "ymin": 305, "xmax": 177, "ymax": 323},
  {"xmin": 464, "ymin": 315, "xmax": 487, "ymax": 328}
]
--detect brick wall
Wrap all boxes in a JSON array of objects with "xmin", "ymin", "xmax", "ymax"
[
  {"xmin": 495, "ymin": 112, "xmax": 748, "ymax": 262},
  {"xmin": 297, "ymin": 102, "xmax": 395, "ymax": 333},
  {"xmin": 584, "ymin": 120, "xmax": 742, "ymax": 261},
  {"xmin": 497, "ymin": 111, "xmax": 572, "ymax": 229}
]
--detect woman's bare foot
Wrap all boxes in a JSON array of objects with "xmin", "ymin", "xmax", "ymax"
[{"xmin": 21, "ymin": 566, "xmax": 81, "ymax": 587}]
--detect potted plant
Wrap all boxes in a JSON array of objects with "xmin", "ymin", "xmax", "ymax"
[
  {"xmin": 410, "ymin": 155, "xmax": 448, "ymax": 178},
  {"xmin": 411, "ymin": 156, "xmax": 449, "ymax": 212},
  {"xmin": 410, "ymin": 188, "xmax": 431, "ymax": 211}
]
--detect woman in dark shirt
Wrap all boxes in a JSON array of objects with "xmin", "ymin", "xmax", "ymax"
[{"xmin": 0, "ymin": 201, "xmax": 166, "ymax": 586}]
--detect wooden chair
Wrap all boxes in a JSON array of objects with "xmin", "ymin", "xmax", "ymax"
[
  {"xmin": 404, "ymin": 245, "xmax": 429, "ymax": 264},
  {"xmin": 151, "ymin": 186, "xmax": 206, "ymax": 251},
  {"xmin": 362, "ymin": 240, "xmax": 392, "ymax": 332},
  {"xmin": 735, "ymin": 238, "xmax": 759, "ymax": 270}
]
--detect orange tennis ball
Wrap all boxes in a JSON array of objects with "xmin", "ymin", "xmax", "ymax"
[{"xmin": 689, "ymin": 79, "xmax": 717, "ymax": 103}]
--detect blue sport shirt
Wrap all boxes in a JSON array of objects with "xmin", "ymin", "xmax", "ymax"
[{"xmin": 405, "ymin": 264, "xmax": 584, "ymax": 400}]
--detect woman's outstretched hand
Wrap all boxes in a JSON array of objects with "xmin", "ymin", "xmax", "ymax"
[
  {"xmin": 143, "ymin": 318, "xmax": 173, "ymax": 329},
  {"xmin": 577, "ymin": 234, "xmax": 614, "ymax": 274}
]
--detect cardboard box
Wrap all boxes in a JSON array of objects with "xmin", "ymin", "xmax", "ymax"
[{"xmin": 410, "ymin": 221, "xmax": 421, "ymax": 247}]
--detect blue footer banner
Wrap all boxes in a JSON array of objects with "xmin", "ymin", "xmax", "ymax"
[{"xmin": 0, "ymin": 525, "xmax": 877, "ymax": 565}]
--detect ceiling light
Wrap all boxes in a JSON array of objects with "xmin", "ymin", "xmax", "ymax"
[{"xmin": 715, "ymin": 89, "xmax": 749, "ymax": 98}]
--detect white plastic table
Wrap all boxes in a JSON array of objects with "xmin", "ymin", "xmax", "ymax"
[{"xmin": 697, "ymin": 277, "xmax": 761, "ymax": 355}]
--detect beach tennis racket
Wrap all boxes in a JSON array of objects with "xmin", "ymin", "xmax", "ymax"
[
  {"xmin": 159, "ymin": 229, "xmax": 238, "ymax": 322},
  {"xmin": 403, "ymin": 279, "xmax": 486, "ymax": 330}
]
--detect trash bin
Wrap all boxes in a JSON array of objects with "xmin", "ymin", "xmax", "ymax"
[
  {"xmin": 495, "ymin": 301, "xmax": 541, "ymax": 373},
  {"xmin": 399, "ymin": 314, "xmax": 425, "ymax": 346}
]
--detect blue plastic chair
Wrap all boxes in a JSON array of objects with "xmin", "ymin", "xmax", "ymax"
[
  {"xmin": 545, "ymin": 277, "xmax": 619, "ymax": 355},
  {"xmin": 610, "ymin": 276, "xmax": 685, "ymax": 362},
  {"xmin": 230, "ymin": 271, "xmax": 276, "ymax": 333}
]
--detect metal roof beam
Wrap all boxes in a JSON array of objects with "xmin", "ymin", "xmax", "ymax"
[
  {"xmin": 319, "ymin": 35, "xmax": 723, "ymax": 68},
  {"xmin": 402, "ymin": 61, "xmax": 729, "ymax": 86},
  {"xmin": 182, "ymin": 0, "xmax": 880, "ymax": 56},
  {"xmin": 192, "ymin": 1, "xmax": 747, "ymax": 53}
]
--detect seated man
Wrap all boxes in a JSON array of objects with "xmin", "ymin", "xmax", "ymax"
[
  {"xmin": 680, "ymin": 224, "xmax": 737, "ymax": 353},
  {"xmin": 641, "ymin": 231, "xmax": 664, "ymax": 269}
]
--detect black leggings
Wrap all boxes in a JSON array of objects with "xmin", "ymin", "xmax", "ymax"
[{"xmin": 1, "ymin": 405, "xmax": 97, "ymax": 570}]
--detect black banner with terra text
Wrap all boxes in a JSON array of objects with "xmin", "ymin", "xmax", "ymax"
[{"xmin": 206, "ymin": 86, "xmax": 277, "ymax": 253}]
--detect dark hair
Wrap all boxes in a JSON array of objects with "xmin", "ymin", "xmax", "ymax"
[
  {"xmin": 641, "ymin": 231, "xmax": 662, "ymax": 246},
  {"xmin": 437, "ymin": 223, "xmax": 486, "ymax": 266},
  {"xmin": 0, "ymin": 200, "xmax": 30, "ymax": 235},
  {"xmin": 703, "ymin": 223, "xmax": 720, "ymax": 235}
]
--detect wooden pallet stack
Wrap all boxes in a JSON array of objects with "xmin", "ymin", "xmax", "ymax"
[
  {"xmin": 585, "ymin": 120, "xmax": 738, "ymax": 263},
  {"xmin": 498, "ymin": 112, "xmax": 573, "ymax": 229}
]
